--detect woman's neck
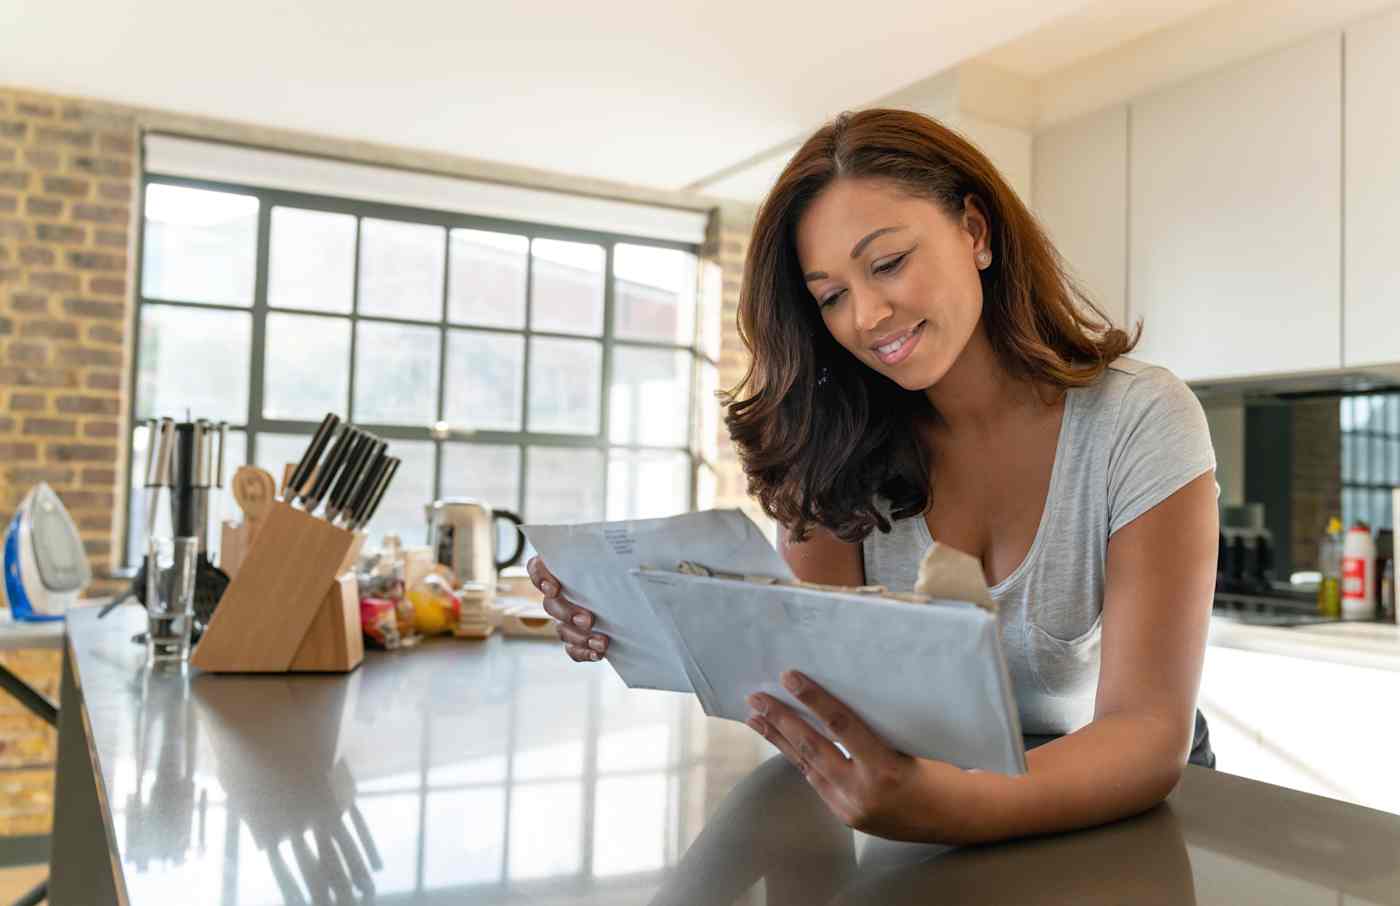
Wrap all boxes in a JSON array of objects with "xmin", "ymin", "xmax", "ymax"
[{"xmin": 923, "ymin": 324, "xmax": 1048, "ymax": 437}]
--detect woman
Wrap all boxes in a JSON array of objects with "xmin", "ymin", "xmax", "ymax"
[{"xmin": 532, "ymin": 108, "xmax": 1218, "ymax": 846}]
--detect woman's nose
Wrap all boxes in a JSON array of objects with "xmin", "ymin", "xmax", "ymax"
[{"xmin": 852, "ymin": 288, "xmax": 894, "ymax": 334}]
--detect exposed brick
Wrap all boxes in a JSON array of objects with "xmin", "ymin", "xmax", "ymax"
[
  {"xmin": 97, "ymin": 180, "xmax": 131, "ymax": 203},
  {"xmin": 20, "ymin": 319, "xmax": 77, "ymax": 341},
  {"xmin": 82, "ymin": 418, "xmax": 119, "ymax": 437},
  {"xmin": 48, "ymin": 443, "xmax": 116, "ymax": 463},
  {"xmin": 8, "ymin": 392, "xmax": 44, "ymax": 411},
  {"xmin": 18, "ymin": 246, "xmax": 54, "ymax": 267},
  {"xmin": 15, "ymin": 99, "xmax": 56, "ymax": 119},
  {"xmin": 64, "ymin": 297, "xmax": 123, "ymax": 320},
  {"xmin": 21, "ymin": 148, "xmax": 60, "ymax": 171},
  {"xmin": 77, "ymin": 512, "xmax": 108, "ymax": 531},
  {"xmin": 9, "ymin": 467, "xmax": 75, "ymax": 486},
  {"xmin": 0, "ymin": 366, "xmax": 77, "ymax": 388},
  {"xmin": 0, "ymin": 146, "xmax": 11, "ymax": 164},
  {"xmin": 7, "ymin": 342, "xmax": 47, "ymax": 365},
  {"xmin": 0, "ymin": 442, "xmax": 38, "ymax": 460},
  {"xmin": 34, "ymin": 223, "xmax": 84, "ymax": 244},
  {"xmin": 22, "ymin": 418, "xmax": 74, "ymax": 437},
  {"xmin": 0, "ymin": 267, "xmax": 20, "ymax": 285},
  {"xmin": 70, "ymin": 156, "xmax": 131, "ymax": 179},
  {"xmin": 87, "ymin": 276, "xmax": 125, "ymax": 296},
  {"xmin": 7, "ymin": 293, "xmax": 48, "ymax": 314},
  {"xmin": 0, "ymin": 315, "xmax": 9, "ymax": 336},
  {"xmin": 35, "ymin": 126, "xmax": 93, "ymax": 150},
  {"xmin": 82, "ymin": 539, "xmax": 110, "ymax": 557},
  {"xmin": 24, "ymin": 197, "xmax": 62, "ymax": 218},
  {"xmin": 81, "ymin": 467, "xmax": 115, "ymax": 485},
  {"xmin": 0, "ymin": 219, "xmax": 31, "ymax": 241},
  {"xmin": 27, "ymin": 271, "xmax": 79, "ymax": 292},
  {"xmin": 41, "ymin": 175, "xmax": 90, "ymax": 198},
  {"xmin": 98, "ymin": 132, "xmax": 134, "ymax": 155},
  {"xmin": 85, "ymin": 371, "xmax": 122, "ymax": 392},
  {"xmin": 0, "ymin": 121, "xmax": 26, "ymax": 141},
  {"xmin": 60, "ymin": 105, "xmax": 130, "ymax": 132},
  {"xmin": 0, "ymin": 194, "xmax": 15, "ymax": 215},
  {"xmin": 66, "ymin": 250, "xmax": 124, "ymax": 272},
  {"xmin": 71, "ymin": 204, "xmax": 128, "ymax": 225},
  {"xmin": 47, "ymin": 490, "xmax": 113, "ymax": 509},
  {"xmin": 56, "ymin": 395, "xmax": 118, "ymax": 415},
  {"xmin": 0, "ymin": 415, "xmax": 11, "ymax": 431},
  {"xmin": 66, "ymin": 345, "xmax": 121, "ymax": 368},
  {"xmin": 0, "ymin": 171, "xmax": 29, "ymax": 191},
  {"xmin": 86, "ymin": 325, "xmax": 123, "ymax": 346},
  {"xmin": 94, "ymin": 229, "xmax": 127, "ymax": 248}
]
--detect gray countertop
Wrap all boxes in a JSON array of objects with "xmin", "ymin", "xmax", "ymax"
[
  {"xmin": 1210, "ymin": 615, "xmax": 1400, "ymax": 670},
  {"xmin": 52, "ymin": 603, "xmax": 1400, "ymax": 905}
]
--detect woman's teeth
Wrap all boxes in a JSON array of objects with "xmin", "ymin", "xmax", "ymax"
[{"xmin": 877, "ymin": 334, "xmax": 911, "ymax": 355}]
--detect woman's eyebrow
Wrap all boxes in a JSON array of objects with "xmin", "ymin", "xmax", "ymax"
[{"xmin": 803, "ymin": 225, "xmax": 907, "ymax": 282}]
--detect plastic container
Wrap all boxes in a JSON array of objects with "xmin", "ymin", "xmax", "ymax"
[
  {"xmin": 1341, "ymin": 522, "xmax": 1377, "ymax": 620},
  {"xmin": 1317, "ymin": 517, "xmax": 1343, "ymax": 618}
]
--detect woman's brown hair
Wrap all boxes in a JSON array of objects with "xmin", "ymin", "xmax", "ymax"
[{"xmin": 723, "ymin": 108, "xmax": 1138, "ymax": 544}]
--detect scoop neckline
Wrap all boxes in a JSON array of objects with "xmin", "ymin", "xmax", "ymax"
[{"xmin": 917, "ymin": 388, "xmax": 1076, "ymax": 596}]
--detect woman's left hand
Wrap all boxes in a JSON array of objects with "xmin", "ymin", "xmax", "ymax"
[{"xmin": 746, "ymin": 671, "xmax": 967, "ymax": 843}]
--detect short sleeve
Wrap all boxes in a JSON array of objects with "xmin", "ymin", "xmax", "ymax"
[{"xmin": 1106, "ymin": 366, "xmax": 1217, "ymax": 536}]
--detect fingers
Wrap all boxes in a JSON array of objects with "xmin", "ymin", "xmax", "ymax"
[
  {"xmin": 779, "ymin": 671, "xmax": 888, "ymax": 764},
  {"xmin": 541, "ymin": 593, "xmax": 594, "ymax": 630},
  {"xmin": 527, "ymin": 556, "xmax": 562, "ymax": 597},
  {"xmin": 553, "ymin": 619, "xmax": 608, "ymax": 657},
  {"xmin": 748, "ymin": 693, "xmax": 848, "ymax": 784}
]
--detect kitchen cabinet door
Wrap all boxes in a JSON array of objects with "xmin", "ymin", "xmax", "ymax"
[
  {"xmin": 1129, "ymin": 33, "xmax": 1343, "ymax": 382},
  {"xmin": 1345, "ymin": 7, "xmax": 1400, "ymax": 368},
  {"xmin": 1033, "ymin": 105, "xmax": 1128, "ymax": 329}
]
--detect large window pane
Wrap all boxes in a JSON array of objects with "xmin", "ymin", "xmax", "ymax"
[
  {"xmin": 528, "ymin": 337, "xmax": 601, "ymax": 435},
  {"xmin": 136, "ymin": 305, "xmax": 250, "ymax": 422},
  {"xmin": 363, "ymin": 440, "xmax": 435, "ymax": 547},
  {"xmin": 444, "ymin": 330, "xmax": 523, "ymax": 432},
  {"xmin": 441, "ymin": 443, "xmax": 520, "ymax": 512},
  {"xmin": 695, "ymin": 360, "xmax": 719, "ymax": 461},
  {"xmin": 448, "ymin": 229, "xmax": 527, "ymax": 328},
  {"xmin": 358, "ymin": 218, "xmax": 445, "ymax": 321},
  {"xmin": 530, "ymin": 238, "xmax": 603, "ymax": 336},
  {"xmin": 268, "ymin": 207, "xmax": 355, "ymax": 313},
  {"xmin": 698, "ymin": 259, "xmax": 723, "ymax": 361},
  {"xmin": 610, "ymin": 346, "xmax": 691, "ymax": 446},
  {"xmin": 354, "ymin": 321, "xmax": 441, "ymax": 424},
  {"xmin": 141, "ymin": 184, "xmax": 257, "ymax": 306},
  {"xmin": 612, "ymin": 243, "xmax": 696, "ymax": 345},
  {"xmin": 525, "ymin": 447, "xmax": 604, "ymax": 523},
  {"xmin": 263, "ymin": 313, "xmax": 351, "ymax": 419},
  {"xmin": 253, "ymin": 433, "xmax": 314, "ymax": 493},
  {"xmin": 608, "ymin": 449, "xmax": 689, "ymax": 520},
  {"xmin": 126, "ymin": 426, "xmax": 246, "ymax": 567}
]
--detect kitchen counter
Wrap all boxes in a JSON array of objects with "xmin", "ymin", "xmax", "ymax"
[
  {"xmin": 1210, "ymin": 615, "xmax": 1400, "ymax": 671},
  {"xmin": 51, "ymin": 604, "xmax": 1400, "ymax": 905}
]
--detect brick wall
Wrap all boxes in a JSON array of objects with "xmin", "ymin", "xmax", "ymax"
[
  {"xmin": 0, "ymin": 87, "xmax": 138, "ymax": 601},
  {"xmin": 1291, "ymin": 399, "xmax": 1342, "ymax": 572}
]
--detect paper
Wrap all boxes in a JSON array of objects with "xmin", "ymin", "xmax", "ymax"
[
  {"xmin": 521, "ymin": 510, "xmax": 793, "ymax": 692},
  {"xmin": 915, "ymin": 542, "xmax": 998, "ymax": 613},
  {"xmin": 633, "ymin": 570, "xmax": 1026, "ymax": 774}
]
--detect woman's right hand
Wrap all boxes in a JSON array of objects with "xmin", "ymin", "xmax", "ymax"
[{"xmin": 529, "ymin": 556, "xmax": 609, "ymax": 662}]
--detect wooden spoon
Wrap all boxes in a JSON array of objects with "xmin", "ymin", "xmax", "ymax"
[{"xmin": 233, "ymin": 465, "xmax": 277, "ymax": 536}]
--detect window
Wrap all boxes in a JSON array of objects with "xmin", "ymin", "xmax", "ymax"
[
  {"xmin": 1340, "ymin": 393, "xmax": 1400, "ymax": 531},
  {"xmin": 125, "ymin": 177, "xmax": 717, "ymax": 564}
]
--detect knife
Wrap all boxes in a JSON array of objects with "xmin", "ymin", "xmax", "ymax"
[
  {"xmin": 352, "ymin": 456, "xmax": 401, "ymax": 531},
  {"xmin": 298, "ymin": 425, "xmax": 357, "ymax": 514},
  {"xmin": 324, "ymin": 432, "xmax": 378, "ymax": 524},
  {"xmin": 337, "ymin": 449, "xmax": 387, "ymax": 529},
  {"xmin": 286, "ymin": 413, "xmax": 341, "ymax": 501}
]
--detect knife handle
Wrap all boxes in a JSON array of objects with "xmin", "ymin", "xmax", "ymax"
[
  {"xmin": 153, "ymin": 418, "xmax": 176, "ymax": 488},
  {"xmin": 214, "ymin": 422, "xmax": 228, "ymax": 489},
  {"xmin": 354, "ymin": 456, "xmax": 400, "ymax": 530},
  {"xmin": 302, "ymin": 425, "xmax": 357, "ymax": 512},
  {"xmin": 326, "ymin": 431, "xmax": 375, "ymax": 519},
  {"xmin": 342, "ymin": 448, "xmax": 388, "ymax": 527},
  {"xmin": 287, "ymin": 413, "xmax": 340, "ymax": 501}
]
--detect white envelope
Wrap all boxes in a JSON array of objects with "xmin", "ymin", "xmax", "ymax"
[
  {"xmin": 521, "ymin": 510, "xmax": 793, "ymax": 692},
  {"xmin": 633, "ymin": 568, "xmax": 1027, "ymax": 774}
]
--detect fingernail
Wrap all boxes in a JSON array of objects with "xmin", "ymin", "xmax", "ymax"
[
  {"xmin": 542, "ymin": 581, "xmax": 558, "ymax": 596},
  {"xmin": 572, "ymin": 614, "xmax": 589, "ymax": 628},
  {"xmin": 589, "ymin": 651, "xmax": 601, "ymax": 661},
  {"xmin": 782, "ymin": 672, "xmax": 804, "ymax": 693},
  {"xmin": 747, "ymin": 716, "xmax": 767, "ymax": 734},
  {"xmin": 587, "ymin": 637, "xmax": 605, "ymax": 652},
  {"xmin": 747, "ymin": 694, "xmax": 767, "ymax": 714}
]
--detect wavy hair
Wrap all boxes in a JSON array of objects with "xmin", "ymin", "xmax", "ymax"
[{"xmin": 722, "ymin": 108, "xmax": 1138, "ymax": 543}]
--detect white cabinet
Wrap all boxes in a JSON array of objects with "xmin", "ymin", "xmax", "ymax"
[
  {"xmin": 1129, "ymin": 33, "xmax": 1343, "ymax": 382},
  {"xmin": 1032, "ymin": 105, "xmax": 1128, "ymax": 328},
  {"xmin": 1345, "ymin": 7, "xmax": 1400, "ymax": 368}
]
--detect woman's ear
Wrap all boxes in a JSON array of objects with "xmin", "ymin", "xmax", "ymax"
[{"xmin": 961, "ymin": 193, "xmax": 991, "ymax": 255}]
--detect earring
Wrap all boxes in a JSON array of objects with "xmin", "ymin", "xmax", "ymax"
[
  {"xmin": 976, "ymin": 249, "xmax": 992, "ymax": 269},
  {"xmin": 816, "ymin": 365, "xmax": 832, "ymax": 387}
]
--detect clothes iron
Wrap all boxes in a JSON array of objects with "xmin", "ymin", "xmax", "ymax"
[{"xmin": 3, "ymin": 482, "xmax": 90, "ymax": 621}]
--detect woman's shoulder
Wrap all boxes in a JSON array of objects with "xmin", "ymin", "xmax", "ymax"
[{"xmin": 1072, "ymin": 356, "xmax": 1196, "ymax": 419}]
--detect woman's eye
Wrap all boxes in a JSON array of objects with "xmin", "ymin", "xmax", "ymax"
[
  {"xmin": 819, "ymin": 290, "xmax": 844, "ymax": 308},
  {"xmin": 874, "ymin": 253, "xmax": 907, "ymax": 276}
]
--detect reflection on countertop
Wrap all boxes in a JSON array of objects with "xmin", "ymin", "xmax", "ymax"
[{"xmin": 53, "ymin": 604, "xmax": 1400, "ymax": 905}]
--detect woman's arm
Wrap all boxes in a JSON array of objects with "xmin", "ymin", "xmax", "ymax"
[{"xmin": 778, "ymin": 525, "xmax": 866, "ymax": 586}]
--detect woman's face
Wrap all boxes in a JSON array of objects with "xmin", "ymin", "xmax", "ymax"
[{"xmin": 795, "ymin": 177, "xmax": 989, "ymax": 391}]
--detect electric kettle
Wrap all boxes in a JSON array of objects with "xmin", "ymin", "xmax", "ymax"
[{"xmin": 426, "ymin": 498, "xmax": 525, "ymax": 591}]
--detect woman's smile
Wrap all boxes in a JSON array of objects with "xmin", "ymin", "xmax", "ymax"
[{"xmin": 870, "ymin": 320, "xmax": 925, "ymax": 366}]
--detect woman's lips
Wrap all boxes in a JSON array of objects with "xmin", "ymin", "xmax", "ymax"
[{"xmin": 872, "ymin": 321, "xmax": 925, "ymax": 366}]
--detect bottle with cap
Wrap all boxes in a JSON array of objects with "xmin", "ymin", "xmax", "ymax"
[
  {"xmin": 1341, "ymin": 521, "xmax": 1377, "ymax": 620},
  {"xmin": 1318, "ymin": 516, "xmax": 1343, "ymax": 618}
]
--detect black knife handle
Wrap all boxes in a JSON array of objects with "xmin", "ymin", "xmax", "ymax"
[
  {"xmin": 354, "ymin": 456, "xmax": 400, "ymax": 530},
  {"xmin": 173, "ymin": 422, "xmax": 197, "ymax": 537},
  {"xmin": 303, "ymin": 426, "xmax": 357, "ymax": 511},
  {"xmin": 327, "ymin": 431, "xmax": 375, "ymax": 518},
  {"xmin": 287, "ymin": 413, "xmax": 340, "ymax": 501},
  {"xmin": 343, "ymin": 448, "xmax": 388, "ymax": 527}
]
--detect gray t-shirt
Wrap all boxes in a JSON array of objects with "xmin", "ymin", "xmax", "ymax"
[{"xmin": 862, "ymin": 357, "xmax": 1216, "ymax": 738}]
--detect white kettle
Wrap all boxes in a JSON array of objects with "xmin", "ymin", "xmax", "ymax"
[{"xmin": 425, "ymin": 498, "xmax": 524, "ymax": 590}]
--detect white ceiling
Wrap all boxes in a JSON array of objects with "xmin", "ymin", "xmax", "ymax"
[{"xmin": 1, "ymin": 0, "xmax": 1104, "ymax": 195}]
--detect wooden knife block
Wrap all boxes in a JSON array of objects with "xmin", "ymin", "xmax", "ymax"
[{"xmin": 192, "ymin": 499, "xmax": 366, "ymax": 674}]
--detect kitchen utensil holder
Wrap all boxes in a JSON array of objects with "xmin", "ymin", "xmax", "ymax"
[{"xmin": 192, "ymin": 499, "xmax": 366, "ymax": 674}]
